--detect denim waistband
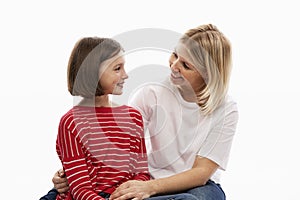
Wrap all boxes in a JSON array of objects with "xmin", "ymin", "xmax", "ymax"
[{"xmin": 99, "ymin": 191, "xmax": 111, "ymax": 199}]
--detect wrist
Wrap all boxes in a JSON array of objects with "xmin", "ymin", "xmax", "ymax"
[{"xmin": 148, "ymin": 179, "xmax": 160, "ymax": 196}]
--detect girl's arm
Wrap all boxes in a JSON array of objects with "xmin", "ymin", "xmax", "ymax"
[
  {"xmin": 56, "ymin": 118, "xmax": 104, "ymax": 200},
  {"xmin": 130, "ymin": 110, "xmax": 151, "ymax": 182}
]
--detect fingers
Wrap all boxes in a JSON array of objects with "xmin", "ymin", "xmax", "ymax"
[
  {"xmin": 52, "ymin": 169, "xmax": 69, "ymax": 193},
  {"xmin": 52, "ymin": 173, "xmax": 67, "ymax": 184},
  {"xmin": 132, "ymin": 198, "xmax": 142, "ymax": 200},
  {"xmin": 110, "ymin": 187, "xmax": 131, "ymax": 200},
  {"xmin": 55, "ymin": 182, "xmax": 69, "ymax": 193},
  {"xmin": 110, "ymin": 180, "xmax": 149, "ymax": 200},
  {"xmin": 57, "ymin": 169, "xmax": 66, "ymax": 177},
  {"xmin": 110, "ymin": 191, "xmax": 135, "ymax": 200}
]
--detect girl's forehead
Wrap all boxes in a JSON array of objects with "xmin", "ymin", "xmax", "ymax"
[
  {"xmin": 110, "ymin": 51, "xmax": 124, "ymax": 61},
  {"xmin": 103, "ymin": 51, "xmax": 124, "ymax": 65},
  {"xmin": 99, "ymin": 51, "xmax": 125, "ymax": 73}
]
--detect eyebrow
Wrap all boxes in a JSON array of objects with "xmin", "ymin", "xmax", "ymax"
[{"xmin": 174, "ymin": 48, "xmax": 195, "ymax": 68}]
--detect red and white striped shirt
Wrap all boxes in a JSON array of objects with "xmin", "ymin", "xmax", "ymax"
[{"xmin": 56, "ymin": 105, "xmax": 150, "ymax": 200}]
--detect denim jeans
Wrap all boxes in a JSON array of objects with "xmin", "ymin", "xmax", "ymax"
[
  {"xmin": 39, "ymin": 188, "xmax": 58, "ymax": 200},
  {"xmin": 186, "ymin": 180, "xmax": 226, "ymax": 200},
  {"xmin": 147, "ymin": 180, "xmax": 225, "ymax": 200},
  {"xmin": 146, "ymin": 193, "xmax": 198, "ymax": 200},
  {"xmin": 99, "ymin": 191, "xmax": 110, "ymax": 200},
  {"xmin": 39, "ymin": 180, "xmax": 225, "ymax": 200}
]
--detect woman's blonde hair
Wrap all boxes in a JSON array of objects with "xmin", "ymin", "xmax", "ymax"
[{"xmin": 180, "ymin": 24, "xmax": 232, "ymax": 115}]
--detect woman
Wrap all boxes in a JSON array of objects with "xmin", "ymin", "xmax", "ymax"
[{"xmin": 48, "ymin": 24, "xmax": 238, "ymax": 200}]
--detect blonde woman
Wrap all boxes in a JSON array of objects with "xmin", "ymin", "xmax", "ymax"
[{"xmin": 48, "ymin": 24, "xmax": 238, "ymax": 200}]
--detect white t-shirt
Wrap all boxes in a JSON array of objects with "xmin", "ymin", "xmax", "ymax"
[{"xmin": 129, "ymin": 78, "xmax": 238, "ymax": 183}]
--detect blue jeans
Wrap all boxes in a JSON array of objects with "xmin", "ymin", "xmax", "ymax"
[
  {"xmin": 39, "ymin": 190, "xmax": 194, "ymax": 200},
  {"xmin": 40, "ymin": 180, "xmax": 225, "ymax": 200},
  {"xmin": 147, "ymin": 193, "xmax": 198, "ymax": 200},
  {"xmin": 147, "ymin": 180, "xmax": 225, "ymax": 200},
  {"xmin": 186, "ymin": 180, "xmax": 226, "ymax": 200},
  {"xmin": 39, "ymin": 188, "xmax": 58, "ymax": 200}
]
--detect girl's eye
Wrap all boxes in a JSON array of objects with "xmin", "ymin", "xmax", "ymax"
[{"xmin": 114, "ymin": 65, "xmax": 121, "ymax": 71}]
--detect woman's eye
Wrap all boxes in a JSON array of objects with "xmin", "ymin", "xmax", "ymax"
[{"xmin": 183, "ymin": 63, "xmax": 190, "ymax": 69}]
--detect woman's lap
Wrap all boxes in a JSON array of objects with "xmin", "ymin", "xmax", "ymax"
[
  {"xmin": 146, "ymin": 193, "xmax": 198, "ymax": 200},
  {"xmin": 40, "ymin": 180, "xmax": 225, "ymax": 200},
  {"xmin": 186, "ymin": 180, "xmax": 226, "ymax": 200},
  {"xmin": 147, "ymin": 180, "xmax": 225, "ymax": 200}
]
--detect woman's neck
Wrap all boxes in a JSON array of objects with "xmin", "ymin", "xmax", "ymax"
[
  {"xmin": 178, "ymin": 87, "xmax": 197, "ymax": 103},
  {"xmin": 177, "ymin": 82, "xmax": 206, "ymax": 103},
  {"xmin": 78, "ymin": 95, "xmax": 112, "ymax": 107}
]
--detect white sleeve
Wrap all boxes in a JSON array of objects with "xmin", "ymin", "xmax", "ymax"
[
  {"xmin": 128, "ymin": 85, "xmax": 157, "ymax": 129},
  {"xmin": 198, "ymin": 101, "xmax": 239, "ymax": 170}
]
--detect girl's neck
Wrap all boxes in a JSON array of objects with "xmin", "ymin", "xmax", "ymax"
[{"xmin": 79, "ymin": 95, "xmax": 112, "ymax": 107}]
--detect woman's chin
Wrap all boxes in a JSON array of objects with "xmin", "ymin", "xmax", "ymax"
[{"xmin": 170, "ymin": 76, "xmax": 185, "ymax": 85}]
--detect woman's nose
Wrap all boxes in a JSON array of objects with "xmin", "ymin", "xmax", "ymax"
[
  {"xmin": 170, "ymin": 60, "xmax": 180, "ymax": 72},
  {"xmin": 169, "ymin": 55, "xmax": 179, "ymax": 72}
]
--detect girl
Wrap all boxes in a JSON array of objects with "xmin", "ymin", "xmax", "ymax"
[{"xmin": 55, "ymin": 37, "xmax": 150, "ymax": 200}]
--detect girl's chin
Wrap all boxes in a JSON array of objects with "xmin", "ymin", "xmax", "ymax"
[{"xmin": 112, "ymin": 90, "xmax": 123, "ymax": 95}]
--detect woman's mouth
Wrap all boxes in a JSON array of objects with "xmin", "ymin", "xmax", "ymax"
[{"xmin": 170, "ymin": 73, "xmax": 183, "ymax": 80}]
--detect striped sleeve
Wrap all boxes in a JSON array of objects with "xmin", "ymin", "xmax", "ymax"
[
  {"xmin": 56, "ymin": 114, "xmax": 104, "ymax": 200},
  {"xmin": 129, "ymin": 109, "xmax": 150, "ymax": 181}
]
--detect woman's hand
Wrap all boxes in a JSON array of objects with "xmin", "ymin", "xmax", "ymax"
[
  {"xmin": 110, "ymin": 180, "xmax": 154, "ymax": 200},
  {"xmin": 52, "ymin": 169, "xmax": 69, "ymax": 193}
]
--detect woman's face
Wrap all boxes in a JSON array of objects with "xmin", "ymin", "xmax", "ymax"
[
  {"xmin": 99, "ymin": 51, "xmax": 128, "ymax": 95},
  {"xmin": 169, "ymin": 43, "xmax": 205, "ymax": 93}
]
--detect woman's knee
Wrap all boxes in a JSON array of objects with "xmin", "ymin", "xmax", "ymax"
[{"xmin": 186, "ymin": 180, "xmax": 225, "ymax": 200}]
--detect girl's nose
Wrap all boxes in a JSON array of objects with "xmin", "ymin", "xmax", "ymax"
[{"xmin": 122, "ymin": 69, "xmax": 129, "ymax": 79}]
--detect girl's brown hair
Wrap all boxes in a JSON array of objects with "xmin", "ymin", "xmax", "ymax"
[{"xmin": 67, "ymin": 37, "xmax": 123, "ymax": 97}]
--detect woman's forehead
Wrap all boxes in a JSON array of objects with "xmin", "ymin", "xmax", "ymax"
[{"xmin": 175, "ymin": 43, "xmax": 194, "ymax": 63}]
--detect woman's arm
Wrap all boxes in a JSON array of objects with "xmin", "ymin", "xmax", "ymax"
[
  {"xmin": 110, "ymin": 156, "xmax": 218, "ymax": 200},
  {"xmin": 151, "ymin": 156, "xmax": 218, "ymax": 194}
]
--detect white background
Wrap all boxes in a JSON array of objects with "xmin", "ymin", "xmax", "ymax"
[{"xmin": 1, "ymin": 0, "xmax": 300, "ymax": 199}]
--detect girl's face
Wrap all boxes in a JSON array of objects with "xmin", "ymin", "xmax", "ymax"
[
  {"xmin": 99, "ymin": 51, "xmax": 128, "ymax": 95},
  {"xmin": 169, "ymin": 43, "xmax": 205, "ymax": 93}
]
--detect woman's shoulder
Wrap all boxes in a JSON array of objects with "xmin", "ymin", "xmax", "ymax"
[
  {"xmin": 130, "ymin": 78, "xmax": 178, "ymax": 103},
  {"xmin": 224, "ymin": 95, "xmax": 238, "ymax": 109},
  {"xmin": 211, "ymin": 95, "xmax": 238, "ymax": 119}
]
